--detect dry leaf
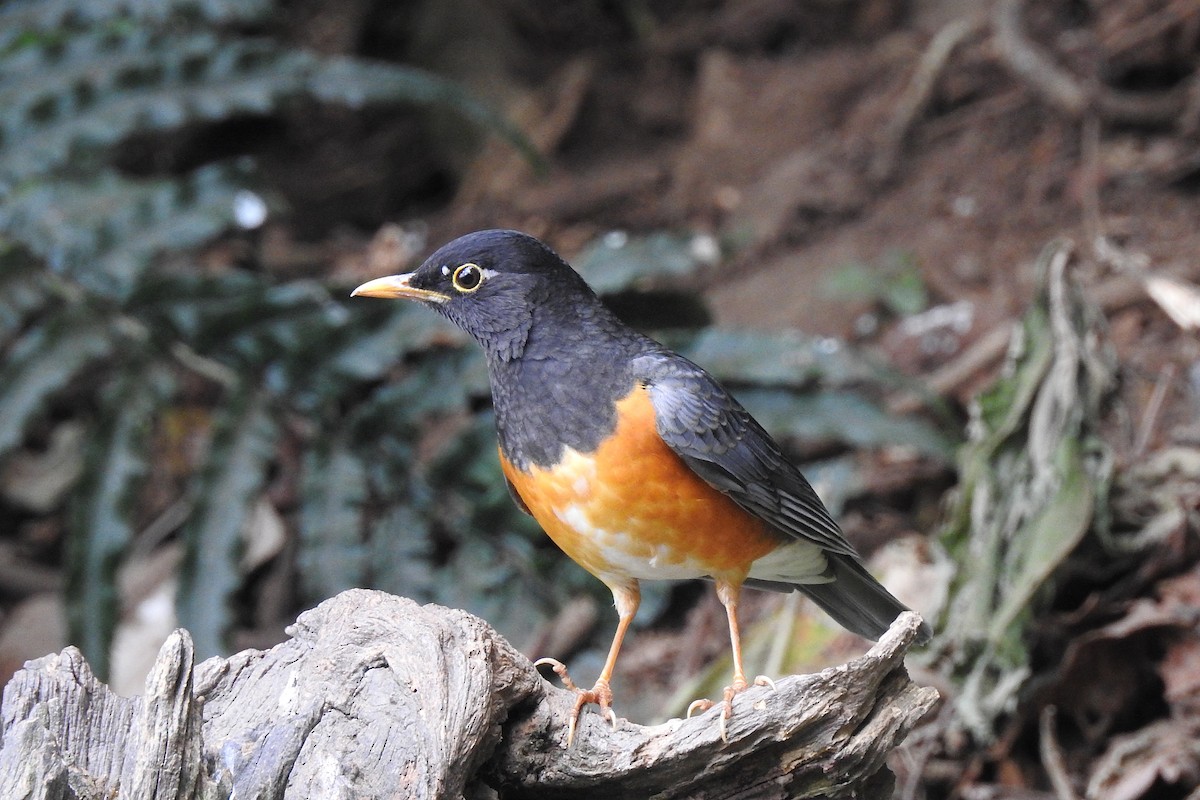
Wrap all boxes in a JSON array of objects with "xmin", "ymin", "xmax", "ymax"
[
  {"xmin": 1143, "ymin": 275, "xmax": 1200, "ymax": 331},
  {"xmin": 1087, "ymin": 720, "xmax": 1200, "ymax": 800}
]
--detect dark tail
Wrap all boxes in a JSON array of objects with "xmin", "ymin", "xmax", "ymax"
[{"xmin": 796, "ymin": 554, "xmax": 932, "ymax": 644}]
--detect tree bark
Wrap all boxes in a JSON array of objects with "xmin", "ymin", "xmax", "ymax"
[{"xmin": 0, "ymin": 589, "xmax": 938, "ymax": 799}]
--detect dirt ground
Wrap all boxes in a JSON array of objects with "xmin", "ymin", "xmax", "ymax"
[
  {"xmin": 351, "ymin": 0, "xmax": 1200, "ymax": 427},
  {"xmin": 3, "ymin": 0, "xmax": 1199, "ymax": 797}
]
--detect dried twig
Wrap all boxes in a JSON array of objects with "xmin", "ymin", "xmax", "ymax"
[
  {"xmin": 888, "ymin": 325, "xmax": 1012, "ymax": 415},
  {"xmin": 870, "ymin": 18, "xmax": 983, "ymax": 184},
  {"xmin": 1133, "ymin": 363, "xmax": 1177, "ymax": 459},
  {"xmin": 991, "ymin": 0, "xmax": 1186, "ymax": 126},
  {"xmin": 1099, "ymin": 0, "xmax": 1200, "ymax": 56},
  {"xmin": 1039, "ymin": 706, "xmax": 1082, "ymax": 800}
]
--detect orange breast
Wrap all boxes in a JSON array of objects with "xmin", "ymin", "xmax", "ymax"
[{"xmin": 499, "ymin": 384, "xmax": 783, "ymax": 586}]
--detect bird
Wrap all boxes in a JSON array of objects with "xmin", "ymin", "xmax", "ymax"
[{"xmin": 352, "ymin": 229, "xmax": 931, "ymax": 744}]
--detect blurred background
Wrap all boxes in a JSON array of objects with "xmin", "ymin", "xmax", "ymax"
[{"xmin": 1, "ymin": 0, "xmax": 1198, "ymax": 796}]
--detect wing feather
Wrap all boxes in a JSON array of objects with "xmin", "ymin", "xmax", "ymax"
[{"xmin": 634, "ymin": 352, "xmax": 860, "ymax": 559}]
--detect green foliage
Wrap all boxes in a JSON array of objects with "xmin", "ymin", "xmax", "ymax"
[
  {"xmin": 0, "ymin": 0, "xmax": 535, "ymax": 667},
  {"xmin": 574, "ymin": 231, "xmax": 717, "ymax": 294},
  {"xmin": 0, "ymin": 0, "xmax": 273, "ymax": 42},
  {"xmin": 0, "ymin": 299, "xmax": 121, "ymax": 456},
  {"xmin": 177, "ymin": 387, "xmax": 278, "ymax": 659},
  {"xmin": 0, "ymin": 0, "xmax": 532, "ymax": 301},
  {"xmin": 823, "ymin": 252, "xmax": 929, "ymax": 317},
  {"xmin": 930, "ymin": 241, "xmax": 1116, "ymax": 742},
  {"xmin": 67, "ymin": 363, "xmax": 173, "ymax": 677},
  {"xmin": 734, "ymin": 388, "xmax": 954, "ymax": 459},
  {"xmin": 297, "ymin": 434, "xmax": 369, "ymax": 603}
]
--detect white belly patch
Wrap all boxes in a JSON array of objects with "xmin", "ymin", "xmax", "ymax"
[{"xmin": 553, "ymin": 502, "xmax": 831, "ymax": 584}]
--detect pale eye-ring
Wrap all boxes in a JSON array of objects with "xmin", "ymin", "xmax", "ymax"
[{"xmin": 452, "ymin": 263, "xmax": 484, "ymax": 293}]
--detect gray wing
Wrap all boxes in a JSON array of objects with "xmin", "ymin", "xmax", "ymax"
[{"xmin": 633, "ymin": 352, "xmax": 860, "ymax": 559}]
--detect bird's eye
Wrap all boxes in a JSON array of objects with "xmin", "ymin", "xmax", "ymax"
[{"xmin": 452, "ymin": 263, "xmax": 484, "ymax": 293}]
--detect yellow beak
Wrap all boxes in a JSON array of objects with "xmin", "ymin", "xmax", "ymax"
[{"xmin": 350, "ymin": 273, "xmax": 450, "ymax": 304}]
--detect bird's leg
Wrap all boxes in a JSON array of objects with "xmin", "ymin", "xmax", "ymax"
[
  {"xmin": 686, "ymin": 579, "xmax": 775, "ymax": 741},
  {"xmin": 536, "ymin": 581, "xmax": 639, "ymax": 746}
]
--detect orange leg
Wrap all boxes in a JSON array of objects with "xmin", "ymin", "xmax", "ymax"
[
  {"xmin": 720, "ymin": 580, "xmax": 749, "ymax": 694},
  {"xmin": 687, "ymin": 579, "xmax": 776, "ymax": 741},
  {"xmin": 536, "ymin": 581, "xmax": 639, "ymax": 746}
]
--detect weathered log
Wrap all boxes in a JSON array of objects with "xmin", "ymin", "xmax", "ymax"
[{"xmin": 0, "ymin": 589, "xmax": 938, "ymax": 799}]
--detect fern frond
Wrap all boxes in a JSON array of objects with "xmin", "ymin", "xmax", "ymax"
[
  {"xmin": 0, "ymin": 34, "xmax": 315, "ymax": 189},
  {"xmin": 0, "ymin": 0, "xmax": 549, "ymax": 672},
  {"xmin": 297, "ymin": 437, "xmax": 368, "ymax": 603},
  {"xmin": 307, "ymin": 58, "xmax": 543, "ymax": 168},
  {"xmin": 0, "ymin": 309, "xmax": 119, "ymax": 458},
  {"xmin": 0, "ymin": 0, "xmax": 272, "ymax": 53},
  {"xmin": 1, "ymin": 167, "xmax": 245, "ymax": 297},
  {"xmin": 138, "ymin": 275, "xmax": 351, "ymax": 370},
  {"xmin": 0, "ymin": 245, "xmax": 51, "ymax": 337},
  {"xmin": 368, "ymin": 505, "xmax": 437, "ymax": 601},
  {"xmin": 320, "ymin": 304, "xmax": 462, "ymax": 384},
  {"xmin": 176, "ymin": 386, "xmax": 277, "ymax": 659},
  {"xmin": 735, "ymin": 388, "xmax": 956, "ymax": 460},
  {"xmin": 67, "ymin": 363, "xmax": 174, "ymax": 675},
  {"xmin": 0, "ymin": 25, "xmax": 537, "ymax": 193}
]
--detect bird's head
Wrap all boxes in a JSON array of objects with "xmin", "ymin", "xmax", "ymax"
[{"xmin": 352, "ymin": 229, "xmax": 599, "ymax": 362}]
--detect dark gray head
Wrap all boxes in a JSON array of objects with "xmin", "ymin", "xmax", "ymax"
[{"xmin": 352, "ymin": 229, "xmax": 603, "ymax": 361}]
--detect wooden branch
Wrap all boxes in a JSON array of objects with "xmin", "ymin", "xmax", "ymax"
[
  {"xmin": 991, "ymin": 0, "xmax": 1187, "ymax": 126},
  {"xmin": 0, "ymin": 590, "xmax": 938, "ymax": 799}
]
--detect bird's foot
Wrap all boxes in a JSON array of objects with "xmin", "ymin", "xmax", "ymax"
[
  {"xmin": 685, "ymin": 674, "xmax": 776, "ymax": 742},
  {"xmin": 534, "ymin": 657, "xmax": 618, "ymax": 746}
]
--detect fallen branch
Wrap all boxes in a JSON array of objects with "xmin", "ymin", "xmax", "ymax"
[
  {"xmin": 991, "ymin": 0, "xmax": 1187, "ymax": 126},
  {"xmin": 869, "ymin": 17, "xmax": 983, "ymax": 185},
  {"xmin": 1, "ymin": 590, "xmax": 937, "ymax": 799}
]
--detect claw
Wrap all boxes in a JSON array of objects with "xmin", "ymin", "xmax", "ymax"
[
  {"xmin": 566, "ymin": 698, "xmax": 580, "ymax": 746},
  {"xmin": 534, "ymin": 657, "xmax": 580, "ymax": 691},
  {"xmin": 686, "ymin": 698, "xmax": 714, "ymax": 719},
  {"xmin": 687, "ymin": 674, "xmax": 775, "ymax": 743},
  {"xmin": 536, "ymin": 658, "xmax": 618, "ymax": 747},
  {"xmin": 603, "ymin": 705, "xmax": 619, "ymax": 729}
]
